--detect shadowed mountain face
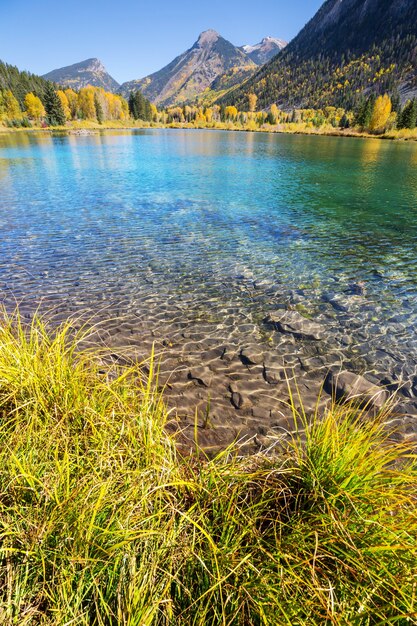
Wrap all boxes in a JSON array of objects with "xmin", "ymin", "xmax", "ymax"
[
  {"xmin": 119, "ymin": 30, "xmax": 257, "ymax": 106},
  {"xmin": 241, "ymin": 37, "xmax": 287, "ymax": 65},
  {"xmin": 221, "ymin": 0, "xmax": 417, "ymax": 110},
  {"xmin": 43, "ymin": 58, "xmax": 120, "ymax": 92}
]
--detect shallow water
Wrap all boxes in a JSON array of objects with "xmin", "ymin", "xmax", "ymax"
[{"xmin": 1, "ymin": 129, "xmax": 417, "ymax": 438}]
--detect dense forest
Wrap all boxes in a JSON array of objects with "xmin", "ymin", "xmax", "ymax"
[
  {"xmin": 221, "ymin": 0, "xmax": 417, "ymax": 110},
  {"xmin": 0, "ymin": 60, "xmax": 50, "ymax": 107}
]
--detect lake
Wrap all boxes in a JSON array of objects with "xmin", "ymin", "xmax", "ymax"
[{"xmin": 1, "ymin": 129, "xmax": 417, "ymax": 447}]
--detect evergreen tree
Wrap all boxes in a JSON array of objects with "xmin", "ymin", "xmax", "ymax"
[
  {"xmin": 128, "ymin": 90, "xmax": 152, "ymax": 121},
  {"xmin": 340, "ymin": 113, "xmax": 350, "ymax": 128},
  {"xmin": 128, "ymin": 92, "xmax": 137, "ymax": 119},
  {"xmin": 391, "ymin": 90, "xmax": 401, "ymax": 114},
  {"xmin": 398, "ymin": 98, "xmax": 417, "ymax": 129},
  {"xmin": 43, "ymin": 82, "xmax": 66, "ymax": 126},
  {"xmin": 266, "ymin": 111, "xmax": 275, "ymax": 125},
  {"xmin": 355, "ymin": 95, "xmax": 376, "ymax": 128}
]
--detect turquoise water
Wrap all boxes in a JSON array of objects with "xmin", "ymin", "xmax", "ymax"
[{"xmin": 1, "ymin": 129, "xmax": 417, "ymax": 390}]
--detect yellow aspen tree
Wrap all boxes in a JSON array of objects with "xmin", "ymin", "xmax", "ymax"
[
  {"xmin": 150, "ymin": 103, "xmax": 158, "ymax": 121},
  {"xmin": 196, "ymin": 107, "xmax": 206, "ymax": 123},
  {"xmin": 94, "ymin": 88, "xmax": 108, "ymax": 120},
  {"xmin": 118, "ymin": 95, "xmax": 129, "ymax": 120},
  {"xmin": 56, "ymin": 90, "xmax": 71, "ymax": 120},
  {"xmin": 248, "ymin": 93, "xmax": 258, "ymax": 113},
  {"xmin": 78, "ymin": 87, "xmax": 96, "ymax": 119},
  {"xmin": 225, "ymin": 106, "xmax": 238, "ymax": 120},
  {"xmin": 270, "ymin": 103, "xmax": 279, "ymax": 123},
  {"xmin": 3, "ymin": 90, "xmax": 21, "ymax": 119},
  {"xmin": 105, "ymin": 92, "xmax": 115, "ymax": 119},
  {"xmin": 64, "ymin": 89, "xmax": 78, "ymax": 119},
  {"xmin": 24, "ymin": 92, "xmax": 45, "ymax": 121},
  {"xmin": 369, "ymin": 94, "xmax": 392, "ymax": 131}
]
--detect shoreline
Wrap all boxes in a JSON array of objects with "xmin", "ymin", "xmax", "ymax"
[
  {"xmin": 5, "ymin": 294, "xmax": 416, "ymax": 456},
  {"xmin": 1, "ymin": 120, "xmax": 417, "ymax": 142}
]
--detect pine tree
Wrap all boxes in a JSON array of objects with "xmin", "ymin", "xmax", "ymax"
[
  {"xmin": 398, "ymin": 98, "xmax": 417, "ymax": 129},
  {"xmin": 266, "ymin": 111, "xmax": 275, "ymax": 125},
  {"xmin": 340, "ymin": 113, "xmax": 350, "ymax": 128},
  {"xmin": 43, "ymin": 82, "xmax": 66, "ymax": 126},
  {"xmin": 128, "ymin": 91, "xmax": 153, "ymax": 121},
  {"xmin": 355, "ymin": 95, "xmax": 376, "ymax": 129},
  {"xmin": 391, "ymin": 90, "xmax": 401, "ymax": 113},
  {"xmin": 128, "ymin": 92, "xmax": 137, "ymax": 119}
]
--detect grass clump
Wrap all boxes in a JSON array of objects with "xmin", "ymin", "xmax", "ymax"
[{"xmin": 0, "ymin": 308, "xmax": 415, "ymax": 625}]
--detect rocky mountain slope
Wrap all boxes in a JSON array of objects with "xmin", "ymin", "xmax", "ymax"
[
  {"xmin": 221, "ymin": 0, "xmax": 417, "ymax": 110},
  {"xmin": 43, "ymin": 58, "xmax": 120, "ymax": 92},
  {"xmin": 119, "ymin": 30, "xmax": 257, "ymax": 106},
  {"xmin": 241, "ymin": 36, "xmax": 287, "ymax": 65}
]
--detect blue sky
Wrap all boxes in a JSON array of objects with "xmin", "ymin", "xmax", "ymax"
[{"xmin": 1, "ymin": 0, "xmax": 323, "ymax": 83}]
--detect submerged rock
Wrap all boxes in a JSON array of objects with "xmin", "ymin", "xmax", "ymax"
[
  {"xmin": 325, "ymin": 370, "xmax": 388, "ymax": 409},
  {"xmin": 263, "ymin": 366, "xmax": 283, "ymax": 385},
  {"xmin": 188, "ymin": 366, "xmax": 213, "ymax": 388},
  {"xmin": 241, "ymin": 345, "xmax": 264, "ymax": 365},
  {"xmin": 265, "ymin": 310, "xmax": 323, "ymax": 341},
  {"xmin": 231, "ymin": 391, "xmax": 251, "ymax": 410}
]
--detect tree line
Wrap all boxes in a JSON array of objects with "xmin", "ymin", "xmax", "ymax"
[
  {"xmin": 161, "ymin": 92, "xmax": 416, "ymax": 133},
  {"xmin": 0, "ymin": 56, "xmax": 415, "ymax": 134},
  {"xmin": 0, "ymin": 59, "xmax": 154, "ymax": 127}
]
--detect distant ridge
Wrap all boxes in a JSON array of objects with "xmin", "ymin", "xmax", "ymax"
[
  {"xmin": 43, "ymin": 58, "xmax": 120, "ymax": 92},
  {"xmin": 241, "ymin": 36, "xmax": 287, "ymax": 65}
]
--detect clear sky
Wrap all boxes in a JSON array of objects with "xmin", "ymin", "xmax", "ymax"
[{"xmin": 0, "ymin": 0, "xmax": 323, "ymax": 83}]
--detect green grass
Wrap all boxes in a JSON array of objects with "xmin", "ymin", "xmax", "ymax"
[{"xmin": 0, "ymin": 308, "xmax": 416, "ymax": 625}]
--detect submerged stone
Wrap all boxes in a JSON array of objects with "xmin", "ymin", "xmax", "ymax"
[
  {"xmin": 231, "ymin": 391, "xmax": 251, "ymax": 410},
  {"xmin": 325, "ymin": 370, "xmax": 388, "ymax": 409},
  {"xmin": 241, "ymin": 345, "xmax": 264, "ymax": 365},
  {"xmin": 265, "ymin": 310, "xmax": 323, "ymax": 341},
  {"xmin": 188, "ymin": 366, "xmax": 213, "ymax": 388}
]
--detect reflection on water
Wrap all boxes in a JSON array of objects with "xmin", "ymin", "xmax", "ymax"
[{"xmin": 0, "ymin": 129, "xmax": 417, "ymax": 390}]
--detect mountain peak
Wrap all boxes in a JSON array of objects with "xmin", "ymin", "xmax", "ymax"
[
  {"xmin": 197, "ymin": 29, "xmax": 220, "ymax": 46},
  {"xmin": 120, "ymin": 30, "xmax": 254, "ymax": 107},
  {"xmin": 42, "ymin": 58, "xmax": 120, "ymax": 92},
  {"xmin": 82, "ymin": 58, "xmax": 106, "ymax": 70},
  {"xmin": 241, "ymin": 36, "xmax": 287, "ymax": 65}
]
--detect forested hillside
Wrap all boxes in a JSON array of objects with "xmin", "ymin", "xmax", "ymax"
[
  {"xmin": 221, "ymin": 0, "xmax": 417, "ymax": 110},
  {"xmin": 0, "ymin": 60, "xmax": 50, "ymax": 107}
]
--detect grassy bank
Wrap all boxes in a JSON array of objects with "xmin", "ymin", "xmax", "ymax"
[
  {"xmin": 1, "ymin": 119, "xmax": 417, "ymax": 141},
  {"xmin": 0, "ymin": 309, "xmax": 416, "ymax": 625}
]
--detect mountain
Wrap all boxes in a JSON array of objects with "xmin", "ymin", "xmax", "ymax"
[
  {"xmin": 221, "ymin": 0, "xmax": 417, "ymax": 110},
  {"xmin": 43, "ymin": 58, "xmax": 120, "ymax": 92},
  {"xmin": 119, "ymin": 30, "xmax": 256, "ymax": 107},
  {"xmin": 241, "ymin": 37, "xmax": 287, "ymax": 65}
]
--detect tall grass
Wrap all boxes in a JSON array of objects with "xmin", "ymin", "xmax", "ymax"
[{"xmin": 0, "ymin": 308, "xmax": 415, "ymax": 625}]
